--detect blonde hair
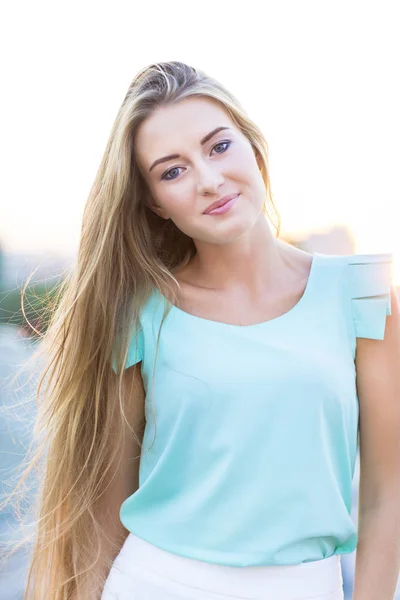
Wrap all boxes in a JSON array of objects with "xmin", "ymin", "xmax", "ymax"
[{"xmin": 0, "ymin": 61, "xmax": 281, "ymax": 599}]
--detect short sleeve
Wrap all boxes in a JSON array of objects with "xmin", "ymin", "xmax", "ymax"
[
  {"xmin": 347, "ymin": 253, "xmax": 393, "ymax": 340},
  {"xmin": 111, "ymin": 324, "xmax": 144, "ymax": 373}
]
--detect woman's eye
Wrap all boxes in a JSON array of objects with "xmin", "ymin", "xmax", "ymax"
[
  {"xmin": 161, "ymin": 166, "xmax": 184, "ymax": 181},
  {"xmin": 161, "ymin": 140, "xmax": 231, "ymax": 181},
  {"xmin": 212, "ymin": 140, "xmax": 231, "ymax": 154}
]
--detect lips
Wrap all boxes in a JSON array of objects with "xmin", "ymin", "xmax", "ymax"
[{"xmin": 203, "ymin": 193, "xmax": 239, "ymax": 215}]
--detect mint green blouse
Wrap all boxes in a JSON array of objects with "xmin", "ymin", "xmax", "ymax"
[{"xmin": 111, "ymin": 252, "xmax": 393, "ymax": 566}]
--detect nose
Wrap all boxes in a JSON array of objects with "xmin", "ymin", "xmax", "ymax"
[{"xmin": 195, "ymin": 161, "xmax": 225, "ymax": 196}]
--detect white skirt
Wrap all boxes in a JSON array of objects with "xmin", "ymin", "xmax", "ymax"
[{"xmin": 101, "ymin": 533, "xmax": 344, "ymax": 600}]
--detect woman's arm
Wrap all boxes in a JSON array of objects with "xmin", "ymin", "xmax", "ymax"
[
  {"xmin": 353, "ymin": 285, "xmax": 400, "ymax": 600},
  {"xmin": 72, "ymin": 362, "xmax": 146, "ymax": 600}
]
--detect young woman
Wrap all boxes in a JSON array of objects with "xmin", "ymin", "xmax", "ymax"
[{"xmin": 5, "ymin": 61, "xmax": 400, "ymax": 600}]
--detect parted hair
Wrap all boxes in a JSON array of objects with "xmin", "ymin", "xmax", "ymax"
[{"xmin": 0, "ymin": 61, "xmax": 280, "ymax": 599}]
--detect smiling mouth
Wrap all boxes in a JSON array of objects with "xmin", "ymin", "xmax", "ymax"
[
  {"xmin": 203, "ymin": 193, "xmax": 240, "ymax": 215},
  {"xmin": 204, "ymin": 194, "xmax": 239, "ymax": 215}
]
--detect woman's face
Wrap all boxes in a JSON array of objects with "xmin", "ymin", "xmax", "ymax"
[{"xmin": 134, "ymin": 96, "xmax": 267, "ymax": 245}]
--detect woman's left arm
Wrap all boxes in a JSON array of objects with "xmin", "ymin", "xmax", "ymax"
[{"xmin": 353, "ymin": 285, "xmax": 400, "ymax": 600}]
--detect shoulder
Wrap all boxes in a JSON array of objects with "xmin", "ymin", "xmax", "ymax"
[
  {"xmin": 112, "ymin": 290, "xmax": 163, "ymax": 373},
  {"xmin": 341, "ymin": 252, "xmax": 394, "ymax": 341},
  {"xmin": 346, "ymin": 252, "xmax": 393, "ymax": 273}
]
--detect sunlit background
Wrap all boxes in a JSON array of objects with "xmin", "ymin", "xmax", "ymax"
[
  {"xmin": 1, "ymin": 3, "xmax": 400, "ymax": 598},
  {"xmin": 1, "ymin": 1, "xmax": 399, "ymax": 286}
]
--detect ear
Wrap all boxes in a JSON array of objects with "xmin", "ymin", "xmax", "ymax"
[{"xmin": 145, "ymin": 195, "xmax": 170, "ymax": 220}]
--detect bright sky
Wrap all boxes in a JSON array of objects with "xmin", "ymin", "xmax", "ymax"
[{"xmin": 1, "ymin": 2, "xmax": 399, "ymax": 281}]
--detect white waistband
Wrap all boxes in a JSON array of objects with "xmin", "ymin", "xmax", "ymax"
[{"xmin": 114, "ymin": 533, "xmax": 343, "ymax": 599}]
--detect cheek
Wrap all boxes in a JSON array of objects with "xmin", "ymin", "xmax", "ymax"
[
  {"xmin": 231, "ymin": 146, "xmax": 259, "ymax": 177},
  {"xmin": 233, "ymin": 162, "xmax": 261, "ymax": 192},
  {"xmin": 158, "ymin": 179, "xmax": 197, "ymax": 216},
  {"xmin": 163, "ymin": 189, "xmax": 193, "ymax": 216},
  {"xmin": 147, "ymin": 179, "xmax": 184, "ymax": 215}
]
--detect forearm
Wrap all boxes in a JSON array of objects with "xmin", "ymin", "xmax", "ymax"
[
  {"xmin": 69, "ymin": 506, "xmax": 129, "ymax": 599},
  {"xmin": 70, "ymin": 559, "xmax": 117, "ymax": 600},
  {"xmin": 69, "ymin": 559, "xmax": 119, "ymax": 600},
  {"xmin": 69, "ymin": 544, "xmax": 125, "ymax": 600},
  {"xmin": 352, "ymin": 504, "xmax": 400, "ymax": 600}
]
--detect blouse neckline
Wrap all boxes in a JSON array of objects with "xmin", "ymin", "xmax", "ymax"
[{"xmin": 158, "ymin": 252, "xmax": 321, "ymax": 330}]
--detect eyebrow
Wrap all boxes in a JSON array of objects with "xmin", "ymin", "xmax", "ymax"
[{"xmin": 148, "ymin": 126, "xmax": 231, "ymax": 172}]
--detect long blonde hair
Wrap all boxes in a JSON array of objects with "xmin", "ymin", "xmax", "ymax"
[{"xmin": 0, "ymin": 60, "xmax": 281, "ymax": 599}]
